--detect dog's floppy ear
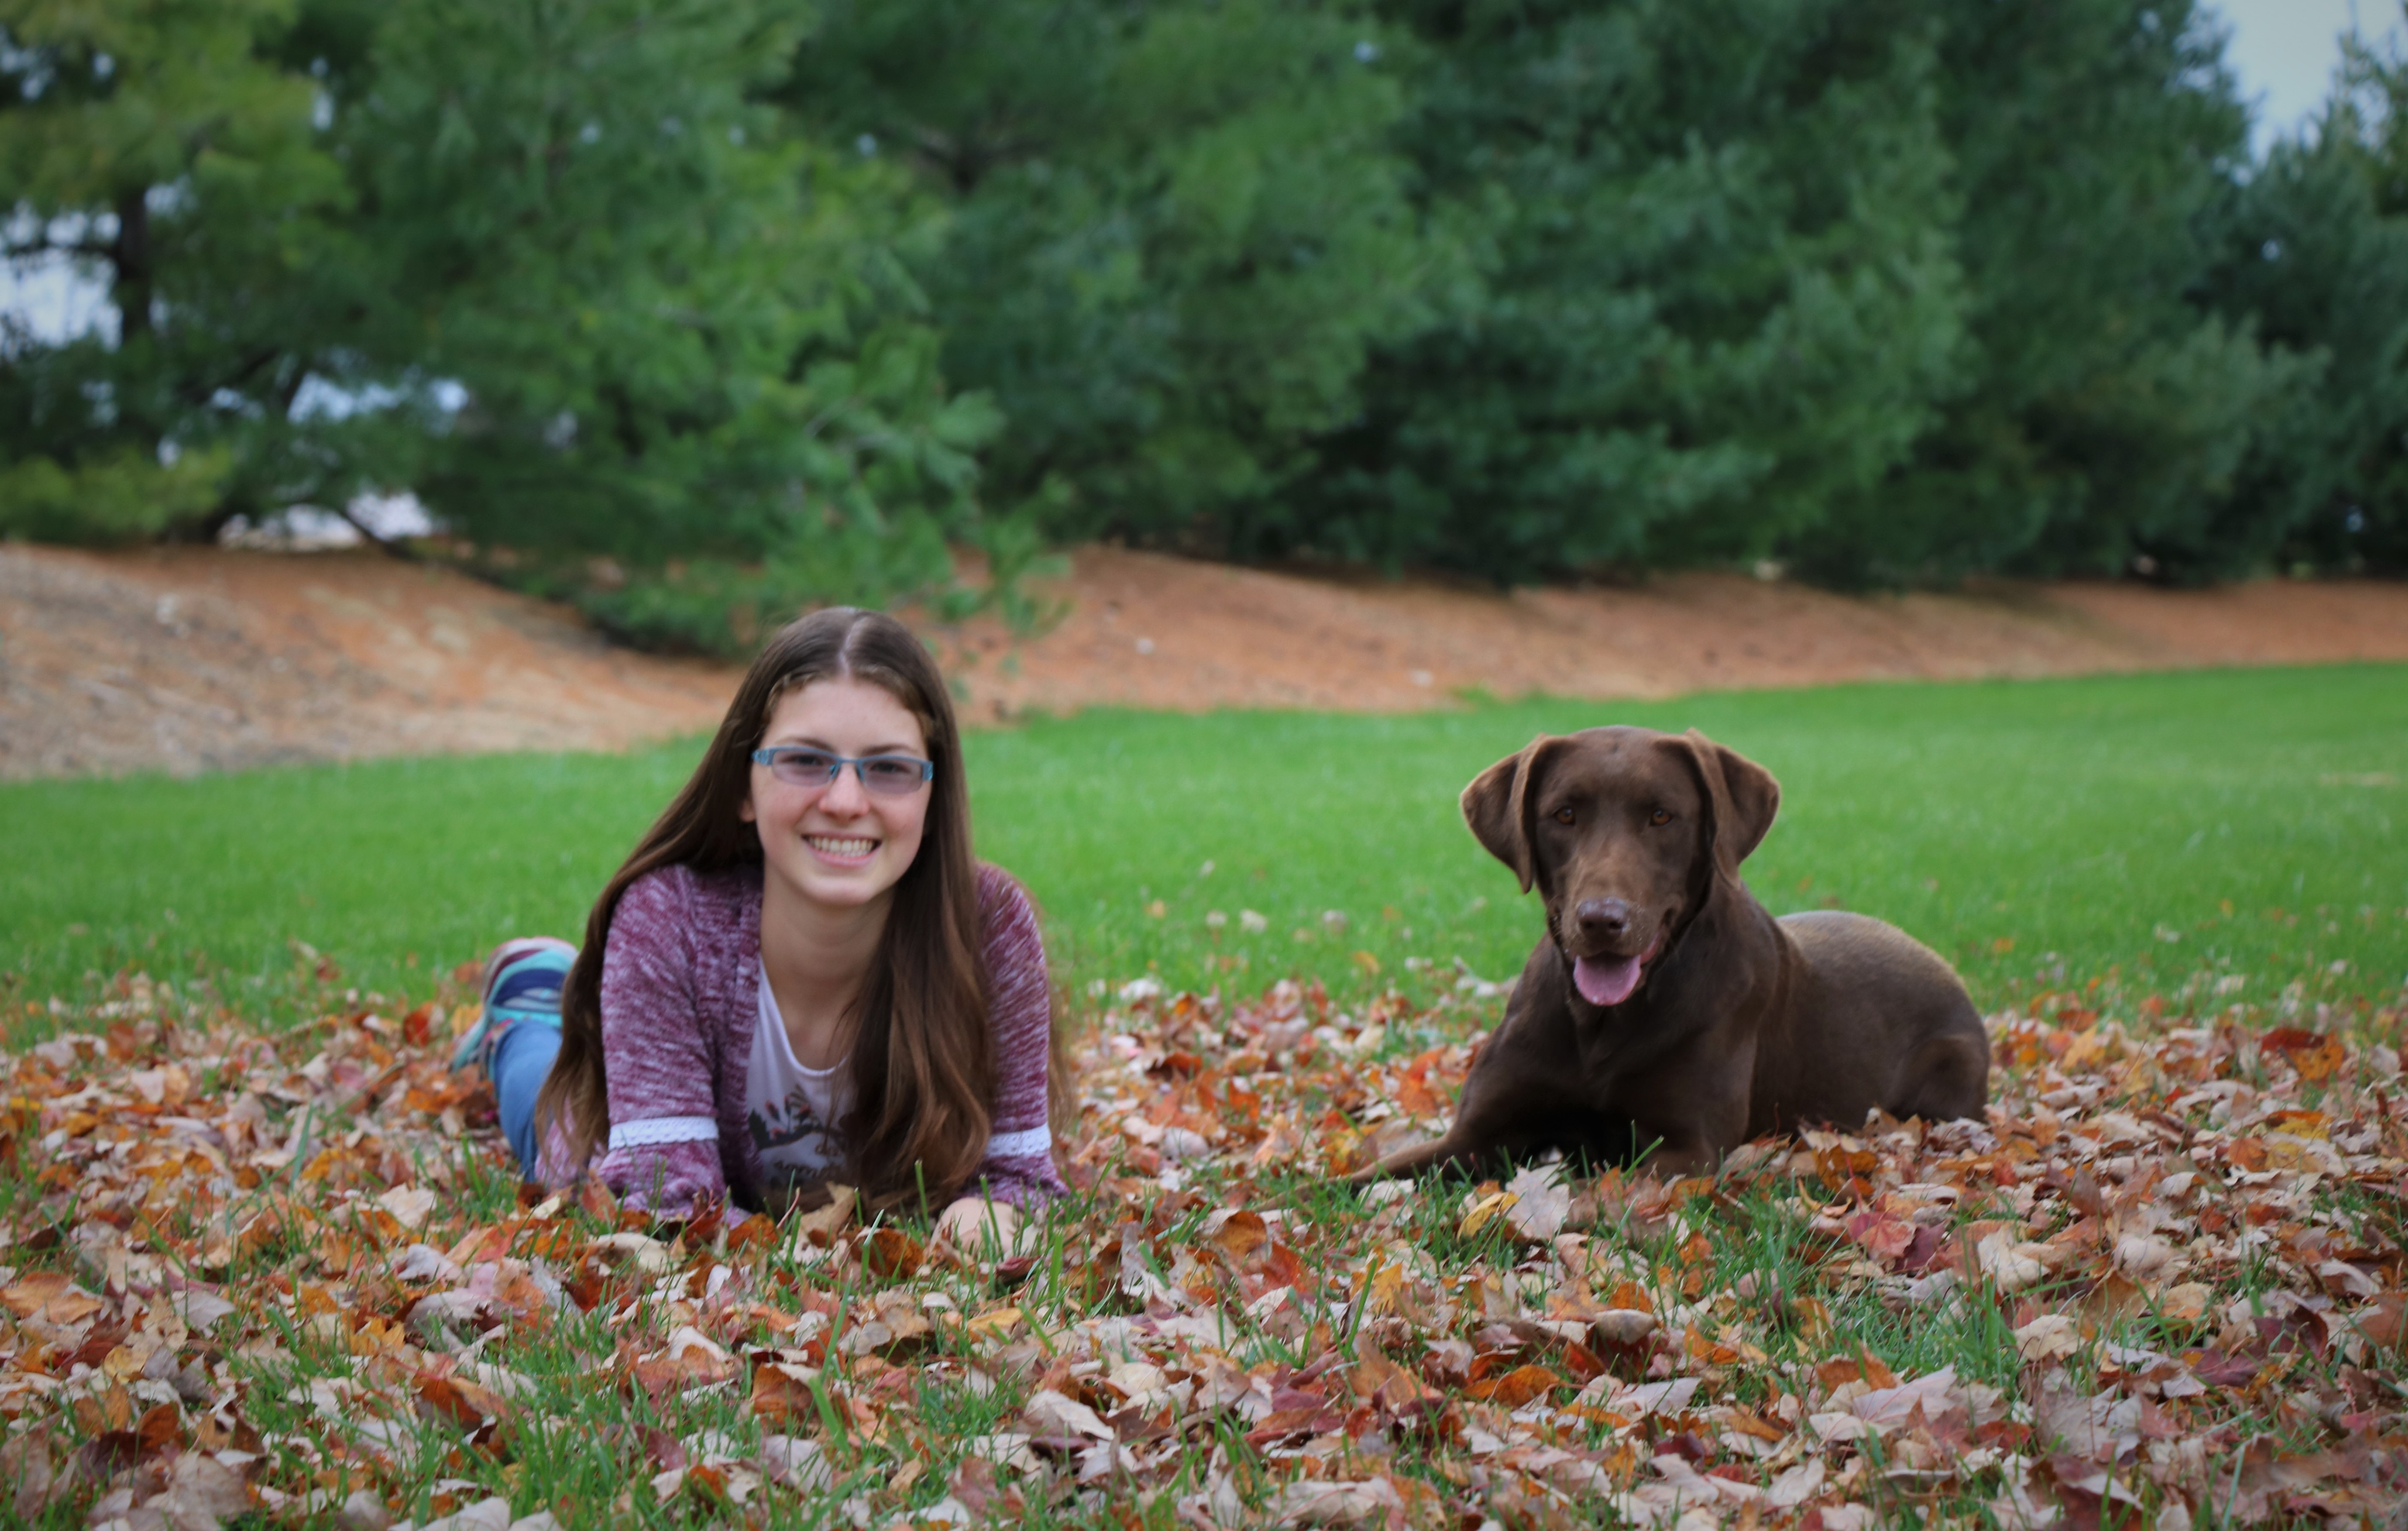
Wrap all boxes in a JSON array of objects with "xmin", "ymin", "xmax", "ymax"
[
  {"xmin": 1461, "ymin": 735, "xmax": 1562, "ymax": 892},
  {"xmin": 1666, "ymin": 728, "xmax": 1780, "ymax": 875}
]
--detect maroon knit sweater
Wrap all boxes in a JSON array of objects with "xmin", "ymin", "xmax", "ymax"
[{"xmin": 552, "ymin": 860, "xmax": 1064, "ymax": 1213}]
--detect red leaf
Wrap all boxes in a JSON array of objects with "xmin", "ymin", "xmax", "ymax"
[
  {"xmin": 1466, "ymin": 1364, "xmax": 1563, "ymax": 1407},
  {"xmin": 1845, "ymin": 1211, "xmax": 1917, "ymax": 1264},
  {"xmin": 860, "ymin": 1227, "xmax": 923, "ymax": 1281}
]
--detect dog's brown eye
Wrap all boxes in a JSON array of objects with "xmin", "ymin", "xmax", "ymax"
[
  {"xmin": 1554, "ymin": 807, "xmax": 1576, "ymax": 825},
  {"xmin": 1649, "ymin": 808, "xmax": 1673, "ymax": 826}
]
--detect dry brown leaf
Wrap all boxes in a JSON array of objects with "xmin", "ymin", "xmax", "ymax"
[
  {"xmin": 1467, "ymin": 1363, "xmax": 1563, "ymax": 1407},
  {"xmin": 789, "ymin": 1183, "xmax": 859, "ymax": 1251},
  {"xmin": 1458, "ymin": 1188, "xmax": 1516, "ymax": 1239},
  {"xmin": 1019, "ymin": 1388, "xmax": 1114, "ymax": 1445},
  {"xmin": 1592, "ymin": 1308, "xmax": 1659, "ymax": 1346},
  {"xmin": 1503, "ymin": 1164, "xmax": 1572, "ymax": 1241},
  {"xmin": 1208, "ymin": 1209, "xmax": 1270, "ymax": 1260},
  {"xmin": 860, "ymin": 1225, "xmax": 924, "ymax": 1281},
  {"xmin": 1268, "ymin": 1477, "xmax": 1407, "ymax": 1527},
  {"xmin": 150, "ymin": 1450, "xmax": 256, "ymax": 1528},
  {"xmin": 2263, "ymin": 1028, "xmax": 2347, "ymax": 1082},
  {"xmin": 750, "ymin": 1355, "xmax": 821, "ymax": 1425},
  {"xmin": 376, "ymin": 1183, "xmax": 437, "ymax": 1231},
  {"xmin": 2014, "ymin": 1314, "xmax": 2083, "ymax": 1362},
  {"xmin": 1348, "ymin": 1336, "xmax": 1430, "ymax": 1412},
  {"xmin": 0, "ymin": 1428, "xmax": 60, "ymax": 1522},
  {"xmin": 1, "ymin": 1270, "xmax": 104, "ymax": 1324},
  {"xmin": 415, "ymin": 1369, "xmax": 509, "ymax": 1427},
  {"xmin": 2158, "ymin": 1281, "xmax": 2214, "ymax": 1324},
  {"xmin": 836, "ymin": 1293, "xmax": 933, "ymax": 1358}
]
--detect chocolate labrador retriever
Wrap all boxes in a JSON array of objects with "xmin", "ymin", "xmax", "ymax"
[{"xmin": 1354, "ymin": 726, "xmax": 1987, "ymax": 1182}]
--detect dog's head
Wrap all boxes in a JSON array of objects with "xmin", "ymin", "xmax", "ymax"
[{"xmin": 1461, "ymin": 726, "xmax": 1779, "ymax": 1008}]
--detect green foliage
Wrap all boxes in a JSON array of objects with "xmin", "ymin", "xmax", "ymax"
[
  {"xmin": 786, "ymin": 0, "xmax": 1446, "ymax": 556},
  {"xmin": 0, "ymin": 443, "xmax": 229, "ymax": 542},
  {"xmin": 326, "ymin": 0, "xmax": 1006, "ymax": 649},
  {"xmin": 0, "ymin": 0, "xmax": 368, "ymax": 535},
  {"xmin": 2194, "ymin": 29, "xmax": 2408, "ymax": 576},
  {"xmin": 793, "ymin": 0, "xmax": 2396, "ymax": 586},
  {"xmin": 9, "ymin": 0, "xmax": 2408, "ymax": 600},
  {"xmin": 1302, "ymin": 0, "xmax": 1968, "ymax": 578},
  {"xmin": 1817, "ymin": 0, "xmax": 2302, "ymax": 584},
  {"xmin": 1, "ymin": 0, "xmax": 1011, "ymax": 650}
]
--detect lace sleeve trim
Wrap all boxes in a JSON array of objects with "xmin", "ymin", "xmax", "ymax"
[{"xmin": 608, "ymin": 1115, "xmax": 720, "ymax": 1149}]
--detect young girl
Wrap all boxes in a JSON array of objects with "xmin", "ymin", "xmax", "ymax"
[{"xmin": 457, "ymin": 607, "xmax": 1062, "ymax": 1246}]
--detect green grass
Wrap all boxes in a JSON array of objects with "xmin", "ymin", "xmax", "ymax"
[{"xmin": 4, "ymin": 664, "xmax": 2405, "ymax": 1040}]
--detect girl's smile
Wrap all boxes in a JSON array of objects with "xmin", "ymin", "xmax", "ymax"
[{"xmin": 805, "ymin": 835, "xmax": 878, "ymax": 864}]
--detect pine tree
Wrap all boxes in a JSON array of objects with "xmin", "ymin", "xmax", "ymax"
[
  {"xmin": 1298, "ymin": 0, "xmax": 1968, "ymax": 580},
  {"xmin": 1802, "ymin": 0, "xmax": 2299, "ymax": 583},
  {"xmin": 784, "ymin": 0, "xmax": 1447, "ymax": 557},
  {"xmin": 0, "ymin": 0, "xmax": 362, "ymax": 540}
]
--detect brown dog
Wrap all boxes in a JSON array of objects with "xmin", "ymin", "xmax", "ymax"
[{"xmin": 1354, "ymin": 726, "xmax": 1988, "ymax": 1182}]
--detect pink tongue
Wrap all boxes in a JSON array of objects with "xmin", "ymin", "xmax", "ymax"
[{"xmin": 1573, "ymin": 954, "xmax": 1643, "ymax": 1007}]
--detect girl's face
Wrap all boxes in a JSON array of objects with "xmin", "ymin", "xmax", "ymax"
[{"xmin": 743, "ymin": 676, "xmax": 933, "ymax": 915}]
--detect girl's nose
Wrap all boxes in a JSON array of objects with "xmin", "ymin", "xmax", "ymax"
[{"xmin": 819, "ymin": 764, "xmax": 871, "ymax": 816}]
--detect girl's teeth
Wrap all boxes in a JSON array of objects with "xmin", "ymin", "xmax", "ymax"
[{"xmin": 811, "ymin": 837, "xmax": 873, "ymax": 856}]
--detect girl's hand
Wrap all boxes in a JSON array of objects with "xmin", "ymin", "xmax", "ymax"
[{"xmin": 933, "ymin": 1195, "xmax": 1024, "ymax": 1261}]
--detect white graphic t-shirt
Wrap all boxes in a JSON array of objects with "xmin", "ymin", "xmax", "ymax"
[{"xmin": 744, "ymin": 963, "xmax": 853, "ymax": 1183}]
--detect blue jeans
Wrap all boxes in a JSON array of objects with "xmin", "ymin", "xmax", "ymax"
[{"xmin": 493, "ymin": 1019, "xmax": 563, "ymax": 1177}]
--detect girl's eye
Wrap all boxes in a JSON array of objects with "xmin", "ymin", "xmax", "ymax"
[
  {"xmin": 1554, "ymin": 807, "xmax": 1576, "ymax": 825},
  {"xmin": 1649, "ymin": 808, "xmax": 1673, "ymax": 826}
]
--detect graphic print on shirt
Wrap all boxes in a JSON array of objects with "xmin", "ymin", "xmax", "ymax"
[
  {"xmin": 747, "ymin": 1085, "xmax": 839, "ymax": 1170},
  {"xmin": 747, "ymin": 961, "xmax": 854, "ymax": 1183}
]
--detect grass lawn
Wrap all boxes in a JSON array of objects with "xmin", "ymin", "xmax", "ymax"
[
  {"xmin": 2, "ymin": 665, "xmax": 2405, "ymax": 1530},
  {"xmin": 3, "ymin": 664, "xmax": 2403, "ymax": 1042}
]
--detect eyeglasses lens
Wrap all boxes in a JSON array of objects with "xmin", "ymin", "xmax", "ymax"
[
  {"xmin": 767, "ymin": 750, "xmax": 927, "ymax": 796},
  {"xmin": 858, "ymin": 759, "xmax": 925, "ymax": 793},
  {"xmin": 768, "ymin": 750, "xmax": 834, "ymax": 787}
]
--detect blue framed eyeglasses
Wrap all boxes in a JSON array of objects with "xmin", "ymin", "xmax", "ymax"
[{"xmin": 750, "ymin": 747, "xmax": 935, "ymax": 796}]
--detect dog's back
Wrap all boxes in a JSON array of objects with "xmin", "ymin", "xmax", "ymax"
[{"xmin": 1765, "ymin": 911, "xmax": 1990, "ymax": 1133}]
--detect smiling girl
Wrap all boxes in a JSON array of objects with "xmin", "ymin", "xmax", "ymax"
[{"xmin": 458, "ymin": 608, "xmax": 1062, "ymax": 1247}]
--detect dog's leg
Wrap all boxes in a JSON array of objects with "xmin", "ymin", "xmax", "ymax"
[
  {"xmin": 1346, "ymin": 1131, "xmax": 1486, "ymax": 1188},
  {"xmin": 1349, "ymin": 941, "xmax": 1593, "ymax": 1189},
  {"xmin": 1634, "ymin": 1136, "xmax": 1720, "ymax": 1179},
  {"xmin": 1345, "ymin": 1061, "xmax": 1570, "ymax": 1187},
  {"xmin": 1893, "ymin": 1031, "xmax": 1990, "ymax": 1122}
]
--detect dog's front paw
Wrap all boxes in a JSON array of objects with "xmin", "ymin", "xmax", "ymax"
[
  {"xmin": 1633, "ymin": 1141, "xmax": 1719, "ymax": 1180},
  {"xmin": 1345, "ymin": 1156, "xmax": 1405, "ymax": 1190}
]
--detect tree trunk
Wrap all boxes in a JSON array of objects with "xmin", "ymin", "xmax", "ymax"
[{"xmin": 113, "ymin": 188, "xmax": 152, "ymax": 347}]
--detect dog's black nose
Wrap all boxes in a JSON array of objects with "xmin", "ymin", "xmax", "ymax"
[{"xmin": 1575, "ymin": 898, "xmax": 1632, "ymax": 942}]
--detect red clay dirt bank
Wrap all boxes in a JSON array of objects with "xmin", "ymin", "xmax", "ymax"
[{"xmin": 5, "ymin": 542, "xmax": 2406, "ymax": 778}]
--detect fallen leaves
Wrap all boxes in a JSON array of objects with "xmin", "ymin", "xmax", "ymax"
[
  {"xmin": 377, "ymin": 1183, "xmax": 438, "ymax": 1231},
  {"xmin": 2266, "ymin": 1025, "xmax": 2351, "ymax": 1083},
  {"xmin": 3, "ymin": 1268, "xmax": 107, "ymax": 1325},
  {"xmin": 2012, "ymin": 1312, "xmax": 2083, "ymax": 1363},
  {"xmin": 3, "ymin": 967, "xmax": 2405, "ymax": 1529}
]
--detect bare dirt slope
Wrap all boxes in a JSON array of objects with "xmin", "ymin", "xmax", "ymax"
[
  {"xmin": 954, "ymin": 547, "xmax": 2408, "ymax": 717},
  {"xmin": 0, "ymin": 546, "xmax": 732, "ymax": 778},
  {"xmin": 6, "ymin": 541, "xmax": 2407, "ymax": 778}
]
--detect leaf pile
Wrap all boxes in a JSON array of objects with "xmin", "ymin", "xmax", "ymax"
[{"xmin": 2, "ymin": 968, "xmax": 2406, "ymax": 1529}]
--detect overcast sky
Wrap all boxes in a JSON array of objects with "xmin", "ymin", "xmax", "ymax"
[
  {"xmin": 2219, "ymin": 0, "xmax": 2405, "ymax": 149},
  {"xmin": 4, "ymin": 6, "xmax": 2405, "ymax": 343}
]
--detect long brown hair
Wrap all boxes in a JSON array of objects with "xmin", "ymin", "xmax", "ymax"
[{"xmin": 534, "ymin": 608, "xmax": 993, "ymax": 1212}]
